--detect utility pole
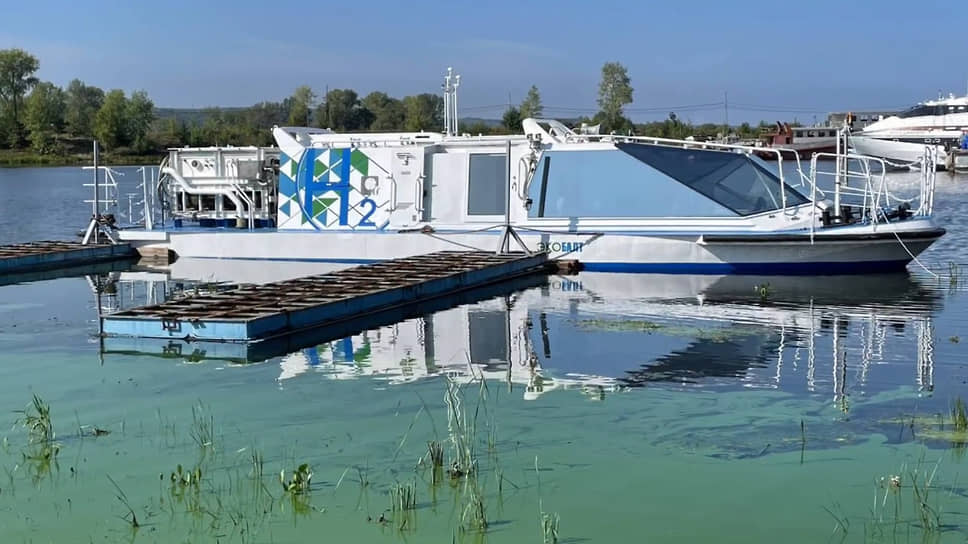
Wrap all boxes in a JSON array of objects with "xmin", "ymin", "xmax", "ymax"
[{"xmin": 723, "ymin": 91, "xmax": 729, "ymax": 142}]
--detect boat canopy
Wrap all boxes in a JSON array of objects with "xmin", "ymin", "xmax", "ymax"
[{"xmin": 527, "ymin": 143, "xmax": 808, "ymax": 219}]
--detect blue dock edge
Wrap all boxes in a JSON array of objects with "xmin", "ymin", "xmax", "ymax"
[
  {"xmin": 0, "ymin": 242, "xmax": 137, "ymax": 274},
  {"xmin": 102, "ymin": 251, "xmax": 551, "ymax": 342}
]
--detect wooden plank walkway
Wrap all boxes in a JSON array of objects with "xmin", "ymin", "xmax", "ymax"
[
  {"xmin": 102, "ymin": 250, "xmax": 550, "ymax": 342},
  {"xmin": 0, "ymin": 241, "xmax": 136, "ymax": 274}
]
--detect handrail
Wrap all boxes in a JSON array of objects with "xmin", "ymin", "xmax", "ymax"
[
  {"xmin": 809, "ymin": 151, "xmax": 898, "ymax": 235},
  {"xmin": 162, "ymin": 166, "xmax": 246, "ymax": 220},
  {"xmin": 385, "ymin": 175, "xmax": 398, "ymax": 212},
  {"xmin": 231, "ymin": 183, "xmax": 256, "ymax": 230},
  {"xmin": 414, "ymin": 175, "xmax": 425, "ymax": 213}
]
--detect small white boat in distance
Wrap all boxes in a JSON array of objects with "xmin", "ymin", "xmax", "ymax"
[
  {"xmin": 850, "ymin": 93, "xmax": 968, "ymax": 168},
  {"xmin": 122, "ymin": 119, "xmax": 944, "ymax": 275}
]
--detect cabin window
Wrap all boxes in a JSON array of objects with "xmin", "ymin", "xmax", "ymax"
[
  {"xmin": 467, "ymin": 153, "xmax": 507, "ymax": 216},
  {"xmin": 899, "ymin": 105, "xmax": 941, "ymax": 118},
  {"xmin": 527, "ymin": 149, "xmax": 736, "ymax": 218},
  {"xmin": 616, "ymin": 143, "xmax": 809, "ymax": 215}
]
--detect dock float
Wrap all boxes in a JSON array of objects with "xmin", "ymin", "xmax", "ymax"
[
  {"xmin": 102, "ymin": 250, "xmax": 550, "ymax": 342},
  {"xmin": 0, "ymin": 241, "xmax": 136, "ymax": 275}
]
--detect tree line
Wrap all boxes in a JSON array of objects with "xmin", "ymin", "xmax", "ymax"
[{"xmin": 0, "ymin": 48, "xmax": 770, "ymax": 158}]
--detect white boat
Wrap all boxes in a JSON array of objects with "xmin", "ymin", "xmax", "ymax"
[
  {"xmin": 120, "ymin": 113, "xmax": 943, "ymax": 275},
  {"xmin": 850, "ymin": 93, "xmax": 968, "ymax": 168}
]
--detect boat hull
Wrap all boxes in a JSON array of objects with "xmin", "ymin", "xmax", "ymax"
[
  {"xmin": 123, "ymin": 220, "xmax": 944, "ymax": 276},
  {"xmin": 850, "ymin": 136, "xmax": 947, "ymax": 167}
]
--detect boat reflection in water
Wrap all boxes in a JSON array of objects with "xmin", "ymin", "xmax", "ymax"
[{"xmin": 95, "ymin": 261, "xmax": 942, "ymax": 401}]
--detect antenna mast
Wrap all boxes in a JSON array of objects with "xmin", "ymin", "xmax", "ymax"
[{"xmin": 442, "ymin": 67, "xmax": 461, "ymax": 136}]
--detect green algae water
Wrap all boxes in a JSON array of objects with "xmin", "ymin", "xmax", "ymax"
[{"xmin": 2, "ymin": 167, "xmax": 968, "ymax": 542}]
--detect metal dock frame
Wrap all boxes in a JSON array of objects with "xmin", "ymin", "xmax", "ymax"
[
  {"xmin": 0, "ymin": 241, "xmax": 136, "ymax": 275},
  {"xmin": 102, "ymin": 251, "xmax": 551, "ymax": 342}
]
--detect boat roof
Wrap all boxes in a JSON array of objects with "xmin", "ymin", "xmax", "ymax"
[{"xmin": 918, "ymin": 93, "xmax": 968, "ymax": 106}]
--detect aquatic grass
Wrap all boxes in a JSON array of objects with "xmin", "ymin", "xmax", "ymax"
[
  {"xmin": 822, "ymin": 502, "xmax": 849, "ymax": 538},
  {"xmin": 951, "ymin": 398, "xmax": 968, "ymax": 433},
  {"xmin": 15, "ymin": 394, "xmax": 54, "ymax": 445},
  {"xmin": 427, "ymin": 440, "xmax": 444, "ymax": 468},
  {"xmin": 389, "ymin": 480, "xmax": 417, "ymax": 512},
  {"xmin": 459, "ymin": 482, "xmax": 488, "ymax": 533},
  {"xmin": 107, "ymin": 474, "xmax": 141, "ymax": 529},
  {"xmin": 534, "ymin": 456, "xmax": 560, "ymax": 543},
  {"xmin": 540, "ymin": 511, "xmax": 560, "ymax": 544},
  {"xmin": 170, "ymin": 463, "xmax": 203, "ymax": 490},
  {"xmin": 866, "ymin": 456, "xmax": 952, "ymax": 538},
  {"xmin": 444, "ymin": 376, "xmax": 477, "ymax": 479},
  {"xmin": 753, "ymin": 282, "xmax": 772, "ymax": 301},
  {"xmin": 189, "ymin": 403, "xmax": 215, "ymax": 453},
  {"xmin": 428, "ymin": 440, "xmax": 445, "ymax": 485},
  {"xmin": 280, "ymin": 463, "xmax": 312, "ymax": 494},
  {"xmin": 800, "ymin": 419, "xmax": 806, "ymax": 465},
  {"xmin": 249, "ymin": 449, "xmax": 264, "ymax": 481}
]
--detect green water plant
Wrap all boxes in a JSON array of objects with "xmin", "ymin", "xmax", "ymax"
[
  {"xmin": 189, "ymin": 403, "xmax": 215, "ymax": 452},
  {"xmin": 951, "ymin": 398, "xmax": 968, "ymax": 432},
  {"xmin": 107, "ymin": 474, "xmax": 141, "ymax": 529},
  {"xmin": 389, "ymin": 480, "xmax": 417, "ymax": 512},
  {"xmin": 754, "ymin": 282, "xmax": 773, "ymax": 301},
  {"xmin": 459, "ymin": 483, "xmax": 487, "ymax": 532},
  {"xmin": 444, "ymin": 377, "xmax": 475, "ymax": 479},
  {"xmin": 428, "ymin": 440, "xmax": 444, "ymax": 468},
  {"xmin": 540, "ymin": 511, "xmax": 560, "ymax": 544},
  {"xmin": 15, "ymin": 394, "xmax": 54, "ymax": 445},
  {"xmin": 170, "ymin": 463, "xmax": 202, "ymax": 490},
  {"xmin": 280, "ymin": 463, "xmax": 312, "ymax": 494},
  {"xmin": 249, "ymin": 449, "xmax": 264, "ymax": 481}
]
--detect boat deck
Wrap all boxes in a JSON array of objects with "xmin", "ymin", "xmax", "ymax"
[
  {"xmin": 102, "ymin": 250, "xmax": 550, "ymax": 342},
  {"xmin": 0, "ymin": 241, "xmax": 136, "ymax": 274}
]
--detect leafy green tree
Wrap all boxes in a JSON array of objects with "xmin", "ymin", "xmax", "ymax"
[
  {"xmin": 24, "ymin": 82, "xmax": 66, "ymax": 153},
  {"xmin": 0, "ymin": 48, "xmax": 40, "ymax": 146},
  {"xmin": 64, "ymin": 79, "xmax": 104, "ymax": 138},
  {"xmin": 402, "ymin": 93, "xmax": 443, "ymax": 131},
  {"xmin": 519, "ymin": 85, "xmax": 543, "ymax": 119},
  {"xmin": 597, "ymin": 61, "xmax": 633, "ymax": 132},
  {"xmin": 126, "ymin": 90, "xmax": 155, "ymax": 152},
  {"xmin": 502, "ymin": 106, "xmax": 522, "ymax": 132},
  {"xmin": 287, "ymin": 86, "xmax": 314, "ymax": 126},
  {"xmin": 93, "ymin": 90, "xmax": 128, "ymax": 149},
  {"xmin": 316, "ymin": 88, "xmax": 373, "ymax": 131},
  {"xmin": 362, "ymin": 91, "xmax": 404, "ymax": 131},
  {"xmin": 156, "ymin": 118, "xmax": 190, "ymax": 148}
]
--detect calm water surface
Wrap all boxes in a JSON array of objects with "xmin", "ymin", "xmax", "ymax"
[{"xmin": 1, "ymin": 166, "xmax": 968, "ymax": 542}]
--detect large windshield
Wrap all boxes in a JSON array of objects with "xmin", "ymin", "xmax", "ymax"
[{"xmin": 615, "ymin": 143, "xmax": 808, "ymax": 215}]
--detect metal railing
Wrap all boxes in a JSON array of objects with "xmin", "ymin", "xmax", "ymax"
[{"xmin": 808, "ymin": 152, "xmax": 888, "ymax": 240}]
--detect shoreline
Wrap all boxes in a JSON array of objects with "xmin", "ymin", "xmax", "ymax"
[{"xmin": 0, "ymin": 149, "xmax": 164, "ymax": 168}]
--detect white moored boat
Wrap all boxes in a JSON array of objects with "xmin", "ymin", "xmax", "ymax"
[
  {"xmin": 121, "ymin": 105, "xmax": 943, "ymax": 275},
  {"xmin": 850, "ymin": 93, "xmax": 968, "ymax": 168}
]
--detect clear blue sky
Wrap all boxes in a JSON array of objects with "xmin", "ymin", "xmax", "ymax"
[{"xmin": 2, "ymin": 0, "xmax": 964, "ymax": 123}]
